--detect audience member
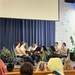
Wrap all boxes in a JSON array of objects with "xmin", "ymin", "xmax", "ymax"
[
  {"xmin": 36, "ymin": 61, "xmax": 47, "ymax": 71},
  {"xmin": 0, "ymin": 59, "xmax": 6, "ymax": 75},
  {"xmin": 61, "ymin": 42, "xmax": 68, "ymax": 56},
  {"xmin": 48, "ymin": 58, "xmax": 64, "ymax": 75},
  {"xmin": 64, "ymin": 60, "xmax": 73, "ymax": 70},
  {"xmin": 7, "ymin": 63, "xmax": 14, "ymax": 72},
  {"xmin": 20, "ymin": 62, "xmax": 33, "ymax": 75},
  {"xmin": 54, "ymin": 42, "xmax": 60, "ymax": 54}
]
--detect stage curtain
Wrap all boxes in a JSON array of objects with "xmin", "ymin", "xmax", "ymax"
[
  {"xmin": 0, "ymin": 18, "xmax": 23, "ymax": 50},
  {"xmin": 22, "ymin": 20, "xmax": 55, "ymax": 47},
  {"xmin": 0, "ymin": 18, "xmax": 55, "ymax": 50}
]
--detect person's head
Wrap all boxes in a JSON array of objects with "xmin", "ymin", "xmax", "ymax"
[
  {"xmin": 55, "ymin": 42, "xmax": 58, "ymax": 47},
  {"xmin": 20, "ymin": 62, "xmax": 33, "ymax": 75},
  {"xmin": 16, "ymin": 42, "xmax": 20, "ymax": 47},
  {"xmin": 48, "ymin": 58, "xmax": 64, "ymax": 75},
  {"xmin": 36, "ymin": 61, "xmax": 46, "ymax": 71},
  {"xmin": 0, "ymin": 59, "xmax": 6, "ymax": 75},
  {"xmin": 21, "ymin": 41, "xmax": 26, "ymax": 46},
  {"xmin": 62, "ymin": 42, "xmax": 66, "ymax": 47},
  {"xmin": 64, "ymin": 60, "xmax": 73, "ymax": 70},
  {"xmin": 7, "ymin": 63, "xmax": 14, "ymax": 72},
  {"xmin": 33, "ymin": 44, "xmax": 37, "ymax": 47}
]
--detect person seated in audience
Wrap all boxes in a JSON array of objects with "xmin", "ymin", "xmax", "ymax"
[
  {"xmin": 0, "ymin": 59, "xmax": 6, "ymax": 75},
  {"xmin": 63, "ymin": 60, "xmax": 73, "ymax": 70},
  {"xmin": 61, "ymin": 42, "xmax": 68, "ymax": 56},
  {"xmin": 14, "ymin": 42, "xmax": 22, "ymax": 56},
  {"xmin": 20, "ymin": 62, "xmax": 33, "ymax": 75},
  {"xmin": 48, "ymin": 58, "xmax": 64, "ymax": 75},
  {"xmin": 36, "ymin": 61, "xmax": 47, "ymax": 71},
  {"xmin": 54, "ymin": 42, "xmax": 60, "ymax": 54},
  {"xmin": 7, "ymin": 63, "xmax": 14, "ymax": 72},
  {"xmin": 20, "ymin": 41, "xmax": 27, "ymax": 56}
]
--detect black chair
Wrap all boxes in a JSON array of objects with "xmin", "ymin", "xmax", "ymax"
[
  {"xmin": 61, "ymin": 49, "xmax": 69, "ymax": 64},
  {"xmin": 12, "ymin": 49, "xmax": 24, "ymax": 65}
]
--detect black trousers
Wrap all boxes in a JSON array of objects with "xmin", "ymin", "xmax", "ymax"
[
  {"xmin": 46, "ymin": 54, "xmax": 62, "ymax": 61},
  {"xmin": 31, "ymin": 54, "xmax": 41, "ymax": 62},
  {"xmin": 17, "ymin": 55, "xmax": 34, "ymax": 66}
]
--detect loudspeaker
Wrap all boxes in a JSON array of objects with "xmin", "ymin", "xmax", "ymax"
[{"xmin": 65, "ymin": 0, "xmax": 75, "ymax": 3}]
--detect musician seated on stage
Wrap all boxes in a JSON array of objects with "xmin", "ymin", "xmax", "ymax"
[
  {"xmin": 47, "ymin": 46, "xmax": 62, "ymax": 59},
  {"xmin": 29, "ymin": 44, "xmax": 41, "ymax": 62},
  {"xmin": 14, "ymin": 42, "xmax": 22, "ymax": 56},
  {"xmin": 28, "ymin": 43, "xmax": 37, "ymax": 52},
  {"xmin": 50, "ymin": 46, "xmax": 56, "ymax": 54},
  {"xmin": 32, "ymin": 44, "xmax": 38, "ymax": 51},
  {"xmin": 61, "ymin": 42, "xmax": 68, "ymax": 56},
  {"xmin": 15, "ymin": 42, "xmax": 34, "ymax": 65},
  {"xmin": 49, "ymin": 42, "xmax": 60, "ymax": 55},
  {"xmin": 54, "ymin": 42, "xmax": 60, "ymax": 55},
  {"xmin": 20, "ymin": 41, "xmax": 27, "ymax": 56}
]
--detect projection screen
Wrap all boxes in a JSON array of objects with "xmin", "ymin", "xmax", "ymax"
[{"xmin": 0, "ymin": 0, "xmax": 58, "ymax": 20}]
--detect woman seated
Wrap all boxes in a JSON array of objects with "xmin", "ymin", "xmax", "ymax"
[
  {"xmin": 61, "ymin": 42, "xmax": 68, "ymax": 56},
  {"xmin": 48, "ymin": 58, "xmax": 64, "ymax": 75},
  {"xmin": 64, "ymin": 60, "xmax": 73, "ymax": 70},
  {"xmin": 14, "ymin": 42, "xmax": 22, "ymax": 56},
  {"xmin": 0, "ymin": 59, "xmax": 6, "ymax": 75},
  {"xmin": 36, "ymin": 61, "xmax": 47, "ymax": 71},
  {"xmin": 15, "ymin": 42, "xmax": 34, "ymax": 65},
  {"xmin": 20, "ymin": 62, "xmax": 33, "ymax": 75}
]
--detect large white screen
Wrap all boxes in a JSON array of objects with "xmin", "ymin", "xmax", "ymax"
[{"xmin": 0, "ymin": 0, "xmax": 58, "ymax": 20}]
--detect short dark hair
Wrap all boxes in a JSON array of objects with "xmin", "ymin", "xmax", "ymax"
[
  {"xmin": 21, "ymin": 41, "xmax": 25, "ymax": 45},
  {"xmin": 55, "ymin": 42, "xmax": 58, "ymax": 44},
  {"xmin": 7, "ymin": 63, "xmax": 14, "ymax": 72},
  {"xmin": 20, "ymin": 62, "xmax": 33, "ymax": 75},
  {"xmin": 62, "ymin": 42, "xmax": 66, "ymax": 46},
  {"xmin": 15, "ymin": 42, "xmax": 20, "ymax": 46}
]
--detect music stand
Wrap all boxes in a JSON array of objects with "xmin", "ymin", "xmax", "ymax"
[
  {"xmin": 50, "ymin": 46, "xmax": 56, "ymax": 51},
  {"xmin": 42, "ymin": 46, "xmax": 47, "ymax": 51},
  {"xmin": 35, "ymin": 47, "xmax": 41, "ymax": 51}
]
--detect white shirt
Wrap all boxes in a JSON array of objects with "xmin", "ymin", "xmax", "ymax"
[{"xmin": 33, "ymin": 46, "xmax": 38, "ymax": 51}]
